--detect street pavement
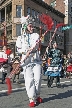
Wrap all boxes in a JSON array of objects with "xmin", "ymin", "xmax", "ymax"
[{"xmin": 0, "ymin": 73, "xmax": 72, "ymax": 108}]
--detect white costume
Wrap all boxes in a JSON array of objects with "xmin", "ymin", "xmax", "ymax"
[
  {"xmin": 0, "ymin": 50, "xmax": 8, "ymax": 73},
  {"xmin": 16, "ymin": 32, "xmax": 42, "ymax": 103},
  {"xmin": 8, "ymin": 53, "xmax": 14, "ymax": 63},
  {"xmin": 16, "ymin": 15, "xmax": 43, "ymax": 106},
  {"xmin": 0, "ymin": 51, "xmax": 7, "ymax": 59}
]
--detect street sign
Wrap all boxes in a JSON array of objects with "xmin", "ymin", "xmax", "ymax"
[{"xmin": 62, "ymin": 25, "xmax": 72, "ymax": 30}]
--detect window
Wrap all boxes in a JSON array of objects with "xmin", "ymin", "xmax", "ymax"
[
  {"xmin": 71, "ymin": 17, "xmax": 72, "ymax": 23},
  {"xmin": 58, "ymin": 22, "xmax": 61, "ymax": 31},
  {"xmin": 27, "ymin": 7, "xmax": 31, "ymax": 15},
  {"xmin": 16, "ymin": 5, "xmax": 22, "ymax": 17},
  {"xmin": 36, "ymin": 11, "xmax": 40, "ymax": 23},
  {"xmin": 54, "ymin": 20, "xmax": 57, "ymax": 28},
  {"xmin": 1, "ymin": 8, "xmax": 5, "ymax": 22},
  {"xmin": 32, "ymin": 9, "xmax": 35, "ymax": 18},
  {"xmin": 44, "ymin": 31, "xmax": 50, "ymax": 43},
  {"xmin": 50, "ymin": 0, "xmax": 56, "ymax": 7},
  {"xmin": 57, "ymin": 35, "xmax": 64, "ymax": 46},
  {"xmin": 60, "ymin": 27, "xmax": 62, "ymax": 32},
  {"xmin": 58, "ymin": 22, "xmax": 63, "ymax": 32},
  {"xmin": 16, "ymin": 24, "xmax": 21, "ymax": 36},
  {"xmin": 71, "ymin": 7, "xmax": 72, "ymax": 12}
]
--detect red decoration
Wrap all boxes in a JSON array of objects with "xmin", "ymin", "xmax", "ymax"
[
  {"xmin": 67, "ymin": 65, "xmax": 72, "ymax": 72},
  {"xmin": 56, "ymin": 23, "xmax": 65, "ymax": 28},
  {"xmin": 5, "ymin": 78, "xmax": 12, "ymax": 94},
  {"xmin": 6, "ymin": 49, "xmax": 12, "ymax": 55},
  {"xmin": 0, "ymin": 58, "xmax": 8, "ymax": 63},
  {"xmin": 36, "ymin": 97, "xmax": 43, "ymax": 103},
  {"xmin": 39, "ymin": 13, "xmax": 54, "ymax": 30},
  {"xmin": 5, "ymin": 64, "xmax": 20, "ymax": 94},
  {"xmin": 29, "ymin": 102, "xmax": 35, "ymax": 107}
]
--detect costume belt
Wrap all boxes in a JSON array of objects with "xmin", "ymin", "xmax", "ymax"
[{"xmin": 21, "ymin": 50, "xmax": 41, "ymax": 66}]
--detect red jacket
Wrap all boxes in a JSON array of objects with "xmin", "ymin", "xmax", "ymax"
[{"xmin": 6, "ymin": 49, "xmax": 12, "ymax": 56}]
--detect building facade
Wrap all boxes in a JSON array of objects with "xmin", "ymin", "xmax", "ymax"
[{"xmin": 0, "ymin": 0, "xmax": 65, "ymax": 54}]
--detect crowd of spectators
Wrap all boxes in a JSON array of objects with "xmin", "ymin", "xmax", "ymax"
[
  {"xmin": 0, "ymin": 45, "xmax": 72, "ymax": 85},
  {"xmin": 0, "ymin": 45, "xmax": 21, "ymax": 84}
]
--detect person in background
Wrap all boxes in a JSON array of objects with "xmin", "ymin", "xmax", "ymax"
[
  {"xmin": 1, "ymin": 46, "xmax": 13, "ymax": 83},
  {"xmin": 7, "ymin": 46, "xmax": 14, "ymax": 63},
  {"xmin": 63, "ymin": 55, "xmax": 68, "ymax": 77},
  {"xmin": 1, "ymin": 46, "xmax": 8, "ymax": 84},
  {"xmin": 66, "ymin": 53, "xmax": 72, "ymax": 78},
  {"xmin": 47, "ymin": 41, "xmax": 62, "ymax": 87},
  {"xmin": 2, "ymin": 46, "xmax": 8, "ymax": 59}
]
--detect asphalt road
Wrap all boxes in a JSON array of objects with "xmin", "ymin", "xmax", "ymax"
[{"xmin": 0, "ymin": 73, "xmax": 72, "ymax": 108}]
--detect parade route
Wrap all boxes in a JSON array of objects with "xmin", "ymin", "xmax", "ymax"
[
  {"xmin": 0, "ymin": 79, "xmax": 71, "ymax": 94},
  {"xmin": 1, "ymin": 75, "xmax": 72, "ymax": 108}
]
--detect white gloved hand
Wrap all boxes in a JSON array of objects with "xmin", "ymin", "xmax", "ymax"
[{"xmin": 20, "ymin": 60, "xmax": 24, "ymax": 65}]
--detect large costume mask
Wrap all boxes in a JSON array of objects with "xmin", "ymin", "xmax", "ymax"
[{"xmin": 20, "ymin": 15, "xmax": 34, "ymax": 32}]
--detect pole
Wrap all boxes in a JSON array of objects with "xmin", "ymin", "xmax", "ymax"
[
  {"xmin": 39, "ymin": 26, "xmax": 42, "ymax": 55},
  {"xmin": 50, "ymin": 31, "xmax": 51, "ymax": 48},
  {"xmin": 2, "ymin": 22, "xmax": 6, "ymax": 46}
]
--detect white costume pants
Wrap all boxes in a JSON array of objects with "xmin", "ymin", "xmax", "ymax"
[{"xmin": 23, "ymin": 63, "xmax": 42, "ymax": 103}]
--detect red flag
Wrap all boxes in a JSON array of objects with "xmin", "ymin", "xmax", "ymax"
[
  {"xmin": 39, "ymin": 13, "xmax": 54, "ymax": 30},
  {"xmin": 5, "ymin": 64, "xmax": 20, "ymax": 94},
  {"xmin": 5, "ymin": 78, "xmax": 12, "ymax": 94},
  {"xmin": 56, "ymin": 23, "xmax": 65, "ymax": 28}
]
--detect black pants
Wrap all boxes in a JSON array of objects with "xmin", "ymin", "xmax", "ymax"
[
  {"xmin": 2, "ymin": 72, "xmax": 7, "ymax": 83},
  {"xmin": 47, "ymin": 76, "xmax": 54, "ymax": 87},
  {"xmin": 47, "ymin": 76, "xmax": 60, "ymax": 87},
  {"xmin": 56, "ymin": 76, "xmax": 60, "ymax": 84},
  {"xmin": 12, "ymin": 74, "xmax": 20, "ymax": 83}
]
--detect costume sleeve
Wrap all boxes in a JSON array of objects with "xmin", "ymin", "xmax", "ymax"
[
  {"xmin": 9, "ymin": 53, "xmax": 14, "ymax": 59},
  {"xmin": 16, "ymin": 36, "xmax": 22, "ymax": 53},
  {"xmin": 30, "ymin": 33, "xmax": 39, "ymax": 52},
  {"xmin": 16, "ymin": 36, "xmax": 22, "ymax": 48}
]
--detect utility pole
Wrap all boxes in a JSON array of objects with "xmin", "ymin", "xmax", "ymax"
[{"xmin": 2, "ymin": 21, "xmax": 7, "ymax": 46}]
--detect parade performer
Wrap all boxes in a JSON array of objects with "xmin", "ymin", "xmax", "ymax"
[
  {"xmin": 16, "ymin": 15, "xmax": 42, "ymax": 107},
  {"xmin": 47, "ymin": 41, "xmax": 62, "ymax": 87}
]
